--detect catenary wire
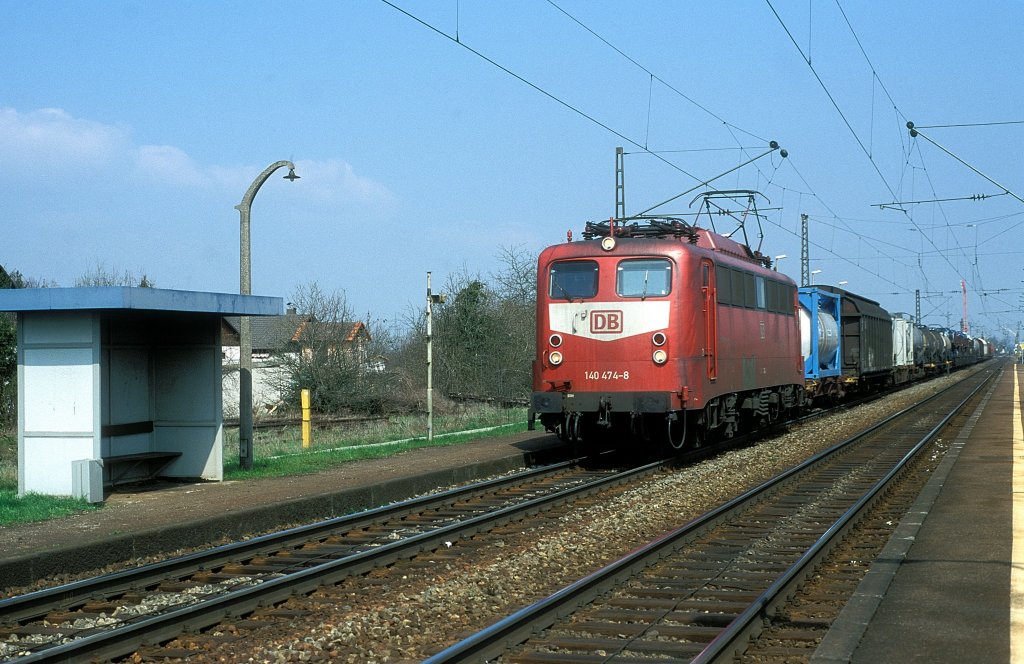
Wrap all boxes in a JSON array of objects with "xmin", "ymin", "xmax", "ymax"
[{"xmin": 379, "ymin": 0, "xmax": 705, "ymax": 183}]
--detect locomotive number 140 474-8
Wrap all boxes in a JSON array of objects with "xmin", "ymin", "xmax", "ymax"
[{"xmin": 584, "ymin": 370, "xmax": 630, "ymax": 380}]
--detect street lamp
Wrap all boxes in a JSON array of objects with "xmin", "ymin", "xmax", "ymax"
[
  {"xmin": 773, "ymin": 254, "xmax": 787, "ymax": 272},
  {"xmin": 236, "ymin": 160, "xmax": 299, "ymax": 470},
  {"xmin": 810, "ymin": 269, "xmax": 822, "ymax": 285}
]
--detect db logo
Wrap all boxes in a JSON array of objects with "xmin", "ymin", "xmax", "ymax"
[{"xmin": 591, "ymin": 310, "xmax": 623, "ymax": 334}]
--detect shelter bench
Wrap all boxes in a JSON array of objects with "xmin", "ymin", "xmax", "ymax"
[{"xmin": 101, "ymin": 421, "xmax": 182, "ymax": 485}]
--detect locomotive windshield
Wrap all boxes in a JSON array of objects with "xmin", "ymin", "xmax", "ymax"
[
  {"xmin": 617, "ymin": 258, "xmax": 671, "ymax": 298},
  {"xmin": 549, "ymin": 260, "xmax": 598, "ymax": 300}
]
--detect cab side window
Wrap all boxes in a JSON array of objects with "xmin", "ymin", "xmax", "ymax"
[
  {"xmin": 549, "ymin": 260, "xmax": 599, "ymax": 299},
  {"xmin": 617, "ymin": 258, "xmax": 672, "ymax": 298}
]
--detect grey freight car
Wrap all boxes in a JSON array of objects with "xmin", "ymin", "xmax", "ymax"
[{"xmin": 816, "ymin": 285, "xmax": 894, "ymax": 391}]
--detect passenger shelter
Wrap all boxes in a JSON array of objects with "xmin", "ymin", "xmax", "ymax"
[{"xmin": 0, "ymin": 287, "xmax": 282, "ymax": 502}]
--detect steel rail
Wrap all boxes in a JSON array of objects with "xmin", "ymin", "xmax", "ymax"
[
  {"xmin": 3, "ymin": 370, "xmax": 985, "ymax": 662},
  {"xmin": 2, "ymin": 459, "xmax": 585, "ymax": 618},
  {"xmin": 8, "ymin": 457, "xmax": 670, "ymax": 663},
  {"xmin": 690, "ymin": 367, "xmax": 993, "ymax": 663},
  {"xmin": 0, "ymin": 385, "xmax": 868, "ymax": 657},
  {"xmin": 0, "ymin": 459, "xmax": 579, "ymax": 624},
  {"xmin": 422, "ymin": 368, "xmax": 992, "ymax": 663}
]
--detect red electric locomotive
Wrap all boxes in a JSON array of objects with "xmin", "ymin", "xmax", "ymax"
[{"xmin": 529, "ymin": 217, "xmax": 804, "ymax": 451}]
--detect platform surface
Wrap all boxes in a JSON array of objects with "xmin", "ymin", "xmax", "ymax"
[
  {"xmin": 0, "ymin": 430, "xmax": 565, "ymax": 589},
  {"xmin": 815, "ymin": 360, "xmax": 1019, "ymax": 663}
]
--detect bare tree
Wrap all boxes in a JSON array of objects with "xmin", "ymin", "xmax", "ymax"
[
  {"xmin": 491, "ymin": 245, "xmax": 537, "ymax": 307},
  {"xmin": 346, "ymin": 246, "xmax": 540, "ymax": 412},
  {"xmin": 274, "ymin": 282, "xmax": 398, "ymax": 414},
  {"xmin": 419, "ymin": 247, "xmax": 537, "ymax": 403},
  {"xmin": 489, "ymin": 246, "xmax": 536, "ymax": 398},
  {"xmin": 74, "ymin": 262, "xmax": 154, "ymax": 287}
]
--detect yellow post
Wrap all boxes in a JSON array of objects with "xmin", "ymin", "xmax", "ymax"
[{"xmin": 301, "ymin": 388, "xmax": 311, "ymax": 448}]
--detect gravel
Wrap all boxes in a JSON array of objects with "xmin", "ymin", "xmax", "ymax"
[{"xmin": 173, "ymin": 373, "xmax": 968, "ymax": 663}]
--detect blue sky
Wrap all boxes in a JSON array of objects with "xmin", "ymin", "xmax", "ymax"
[{"xmin": 3, "ymin": 1, "xmax": 1023, "ymax": 340}]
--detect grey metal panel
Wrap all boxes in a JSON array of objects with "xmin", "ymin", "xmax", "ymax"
[
  {"xmin": 72, "ymin": 459, "xmax": 104, "ymax": 503},
  {"xmin": 15, "ymin": 301, "xmax": 232, "ymax": 497},
  {"xmin": 0, "ymin": 287, "xmax": 282, "ymax": 316},
  {"xmin": 855, "ymin": 308, "xmax": 893, "ymax": 374},
  {"xmin": 816, "ymin": 285, "xmax": 893, "ymax": 377},
  {"xmin": 531, "ymin": 391, "xmax": 673, "ymax": 414}
]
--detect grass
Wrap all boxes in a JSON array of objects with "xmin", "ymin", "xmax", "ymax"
[
  {"xmin": 223, "ymin": 407, "xmax": 529, "ymax": 480},
  {"xmin": 0, "ymin": 427, "xmax": 14, "ymax": 493},
  {"xmin": 0, "ymin": 491, "xmax": 102, "ymax": 525},
  {"xmin": 0, "ymin": 406, "xmax": 530, "ymax": 525},
  {"xmin": 0, "ymin": 427, "xmax": 104, "ymax": 524}
]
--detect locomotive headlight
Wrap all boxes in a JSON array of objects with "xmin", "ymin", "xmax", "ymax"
[
  {"xmin": 549, "ymin": 350, "xmax": 564, "ymax": 366},
  {"xmin": 652, "ymin": 349, "xmax": 668, "ymax": 365},
  {"xmin": 652, "ymin": 332, "xmax": 667, "ymax": 346},
  {"xmin": 549, "ymin": 333, "xmax": 563, "ymax": 348},
  {"xmin": 601, "ymin": 236, "xmax": 616, "ymax": 251}
]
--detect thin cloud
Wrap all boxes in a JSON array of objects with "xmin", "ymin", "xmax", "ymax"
[
  {"xmin": 0, "ymin": 106, "xmax": 129, "ymax": 168},
  {"xmin": 206, "ymin": 159, "xmax": 397, "ymax": 215},
  {"xmin": 0, "ymin": 106, "xmax": 396, "ymax": 212},
  {"xmin": 293, "ymin": 159, "xmax": 397, "ymax": 213},
  {"xmin": 134, "ymin": 144, "xmax": 206, "ymax": 186}
]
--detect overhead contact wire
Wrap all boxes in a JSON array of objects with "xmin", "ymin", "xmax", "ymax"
[
  {"xmin": 545, "ymin": 0, "xmax": 767, "ymax": 144},
  {"xmin": 765, "ymin": 0, "xmax": 900, "ymax": 202},
  {"xmin": 379, "ymin": 0, "xmax": 704, "ymax": 183},
  {"xmin": 770, "ymin": 0, "xmax": 980, "ymax": 308}
]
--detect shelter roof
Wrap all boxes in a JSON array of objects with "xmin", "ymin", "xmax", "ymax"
[{"xmin": 0, "ymin": 287, "xmax": 282, "ymax": 316}]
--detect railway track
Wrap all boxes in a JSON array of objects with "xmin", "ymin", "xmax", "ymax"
[
  {"xmin": 0, "ymin": 368, "xmax": 986, "ymax": 662},
  {"xmin": 0, "ymin": 458, "xmax": 668, "ymax": 662},
  {"xmin": 423, "ymin": 366, "xmax": 994, "ymax": 662}
]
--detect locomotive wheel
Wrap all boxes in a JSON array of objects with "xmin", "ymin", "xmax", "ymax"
[
  {"xmin": 569, "ymin": 435, "xmax": 582, "ymax": 459},
  {"xmin": 555, "ymin": 418, "xmax": 569, "ymax": 443},
  {"xmin": 692, "ymin": 411, "xmax": 707, "ymax": 449},
  {"xmin": 568, "ymin": 412, "xmax": 581, "ymax": 443},
  {"xmin": 630, "ymin": 414, "xmax": 642, "ymax": 441}
]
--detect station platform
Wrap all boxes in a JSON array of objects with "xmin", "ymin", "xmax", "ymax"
[
  {"xmin": 814, "ymin": 360, "xmax": 1020, "ymax": 663},
  {"xmin": 0, "ymin": 430, "xmax": 567, "ymax": 590},
  {"xmin": 3, "ymin": 365, "xmax": 1020, "ymax": 663}
]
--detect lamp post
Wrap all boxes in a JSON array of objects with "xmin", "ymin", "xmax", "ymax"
[
  {"xmin": 810, "ymin": 269, "xmax": 822, "ymax": 285},
  {"xmin": 236, "ymin": 160, "xmax": 299, "ymax": 470},
  {"xmin": 773, "ymin": 254, "xmax": 787, "ymax": 272}
]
